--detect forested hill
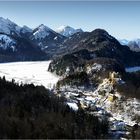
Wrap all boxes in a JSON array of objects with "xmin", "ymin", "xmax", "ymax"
[{"xmin": 0, "ymin": 77, "xmax": 108, "ymax": 139}]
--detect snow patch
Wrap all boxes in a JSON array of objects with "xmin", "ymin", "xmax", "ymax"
[
  {"xmin": 87, "ymin": 63, "xmax": 102, "ymax": 74},
  {"xmin": 67, "ymin": 102, "xmax": 78, "ymax": 111},
  {"xmin": 54, "ymin": 36, "xmax": 57, "ymax": 40},
  {"xmin": 0, "ymin": 34, "xmax": 16, "ymax": 51}
]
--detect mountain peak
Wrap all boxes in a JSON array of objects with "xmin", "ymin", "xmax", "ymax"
[
  {"xmin": 56, "ymin": 25, "xmax": 83, "ymax": 37},
  {"xmin": 33, "ymin": 24, "xmax": 55, "ymax": 40},
  {"xmin": 37, "ymin": 24, "xmax": 52, "ymax": 32},
  {"xmin": 57, "ymin": 25, "xmax": 75, "ymax": 30},
  {"xmin": 38, "ymin": 24, "xmax": 46, "ymax": 28},
  {"xmin": 91, "ymin": 29, "xmax": 109, "ymax": 35},
  {"xmin": 0, "ymin": 17, "xmax": 21, "ymax": 35},
  {"xmin": 0, "ymin": 17, "xmax": 10, "ymax": 22},
  {"xmin": 57, "ymin": 25, "xmax": 70, "ymax": 29},
  {"xmin": 0, "ymin": 17, "xmax": 18, "ymax": 27},
  {"xmin": 89, "ymin": 28, "xmax": 116, "ymax": 42}
]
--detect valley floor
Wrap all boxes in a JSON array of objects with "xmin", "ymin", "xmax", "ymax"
[{"xmin": 0, "ymin": 61, "xmax": 60, "ymax": 89}]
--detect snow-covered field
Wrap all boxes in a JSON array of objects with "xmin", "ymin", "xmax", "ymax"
[
  {"xmin": 0, "ymin": 61, "xmax": 60, "ymax": 89},
  {"xmin": 125, "ymin": 66, "xmax": 140, "ymax": 72}
]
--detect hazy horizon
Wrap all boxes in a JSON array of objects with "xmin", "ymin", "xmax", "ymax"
[{"xmin": 0, "ymin": 1, "xmax": 140, "ymax": 40}]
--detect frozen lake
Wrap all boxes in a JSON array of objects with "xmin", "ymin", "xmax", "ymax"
[
  {"xmin": 125, "ymin": 66, "xmax": 140, "ymax": 73},
  {"xmin": 0, "ymin": 61, "xmax": 60, "ymax": 89}
]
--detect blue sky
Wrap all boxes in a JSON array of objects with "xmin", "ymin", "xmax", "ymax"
[{"xmin": 0, "ymin": 1, "xmax": 140, "ymax": 39}]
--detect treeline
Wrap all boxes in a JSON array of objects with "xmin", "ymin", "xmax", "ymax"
[{"xmin": 0, "ymin": 77, "xmax": 109, "ymax": 139}]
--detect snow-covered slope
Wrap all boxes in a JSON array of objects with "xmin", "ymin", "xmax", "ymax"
[
  {"xmin": 0, "ymin": 61, "xmax": 60, "ymax": 89},
  {"xmin": 56, "ymin": 25, "xmax": 83, "ymax": 37},
  {"xmin": 33, "ymin": 24, "xmax": 56, "ymax": 40},
  {"xmin": 0, "ymin": 17, "xmax": 33, "ymax": 36},
  {"xmin": 20, "ymin": 25, "xmax": 32, "ymax": 34},
  {"xmin": 31, "ymin": 24, "xmax": 66, "ymax": 55},
  {"xmin": 0, "ymin": 17, "xmax": 21, "ymax": 35},
  {"xmin": 128, "ymin": 39, "xmax": 140, "ymax": 52},
  {"xmin": 0, "ymin": 34, "xmax": 16, "ymax": 51}
]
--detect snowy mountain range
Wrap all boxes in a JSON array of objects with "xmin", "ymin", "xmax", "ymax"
[
  {"xmin": 0, "ymin": 17, "xmax": 21, "ymax": 36},
  {"xmin": 0, "ymin": 17, "xmax": 82, "ymax": 40},
  {"xmin": 0, "ymin": 17, "xmax": 86, "ymax": 61},
  {"xmin": 55, "ymin": 25, "xmax": 83, "ymax": 37},
  {"xmin": 0, "ymin": 17, "xmax": 48, "ymax": 62},
  {"xmin": 0, "ymin": 16, "xmax": 140, "ymax": 63},
  {"xmin": 0, "ymin": 17, "xmax": 33, "ymax": 36},
  {"xmin": 119, "ymin": 39, "xmax": 140, "ymax": 52}
]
